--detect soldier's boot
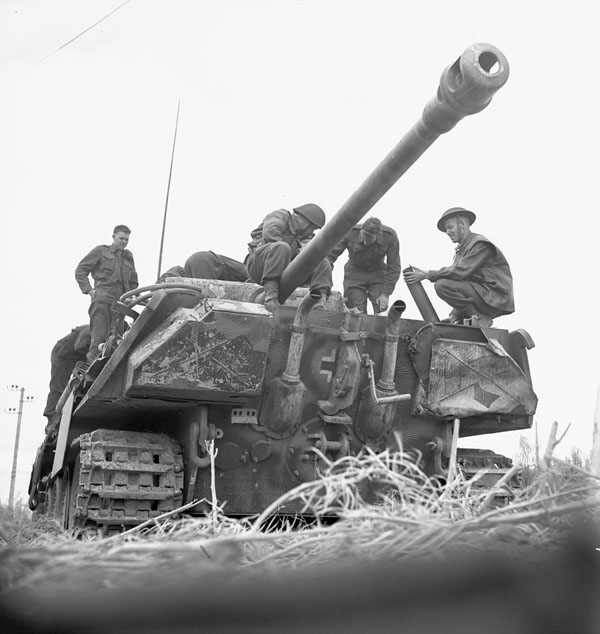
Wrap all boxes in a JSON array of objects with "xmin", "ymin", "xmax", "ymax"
[
  {"xmin": 441, "ymin": 309, "xmax": 462, "ymax": 324},
  {"xmin": 312, "ymin": 288, "xmax": 329, "ymax": 310},
  {"xmin": 470, "ymin": 314, "xmax": 493, "ymax": 328},
  {"xmin": 262, "ymin": 280, "xmax": 280, "ymax": 311}
]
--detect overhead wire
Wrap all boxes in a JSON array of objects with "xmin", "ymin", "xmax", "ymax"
[{"xmin": 35, "ymin": 0, "xmax": 133, "ymax": 66}]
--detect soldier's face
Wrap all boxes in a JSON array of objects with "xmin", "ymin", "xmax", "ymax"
[
  {"xmin": 293, "ymin": 213, "xmax": 316, "ymax": 239},
  {"xmin": 443, "ymin": 217, "xmax": 467, "ymax": 244},
  {"xmin": 112, "ymin": 231, "xmax": 130, "ymax": 250}
]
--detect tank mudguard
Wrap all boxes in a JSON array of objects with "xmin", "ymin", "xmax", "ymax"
[{"xmin": 408, "ymin": 324, "xmax": 537, "ymax": 419}]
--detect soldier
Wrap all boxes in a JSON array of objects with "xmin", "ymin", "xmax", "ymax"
[
  {"xmin": 403, "ymin": 207, "xmax": 514, "ymax": 327},
  {"xmin": 43, "ymin": 325, "xmax": 91, "ymax": 432},
  {"xmin": 185, "ymin": 251, "xmax": 248, "ymax": 281},
  {"xmin": 246, "ymin": 204, "xmax": 332, "ymax": 310},
  {"xmin": 157, "ymin": 265, "xmax": 185, "ymax": 283},
  {"xmin": 328, "ymin": 217, "xmax": 401, "ymax": 314},
  {"xmin": 75, "ymin": 225, "xmax": 139, "ymax": 363},
  {"xmin": 157, "ymin": 252, "xmax": 249, "ymax": 283}
]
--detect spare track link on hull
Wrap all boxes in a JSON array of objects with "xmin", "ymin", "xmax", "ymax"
[{"xmin": 71, "ymin": 429, "xmax": 184, "ymax": 527}]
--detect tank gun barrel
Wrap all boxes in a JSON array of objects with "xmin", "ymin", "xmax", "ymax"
[{"xmin": 279, "ymin": 43, "xmax": 509, "ymax": 301}]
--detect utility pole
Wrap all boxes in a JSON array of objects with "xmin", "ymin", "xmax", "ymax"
[{"xmin": 6, "ymin": 385, "xmax": 34, "ymax": 508}]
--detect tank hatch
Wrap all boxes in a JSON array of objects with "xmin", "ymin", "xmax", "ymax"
[{"xmin": 124, "ymin": 299, "xmax": 273, "ymax": 401}]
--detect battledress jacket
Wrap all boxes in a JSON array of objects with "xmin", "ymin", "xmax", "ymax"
[
  {"xmin": 328, "ymin": 224, "xmax": 401, "ymax": 296},
  {"xmin": 428, "ymin": 232, "xmax": 514, "ymax": 314},
  {"xmin": 75, "ymin": 244, "xmax": 139, "ymax": 303},
  {"xmin": 247, "ymin": 209, "xmax": 304, "ymax": 258},
  {"xmin": 52, "ymin": 325, "xmax": 91, "ymax": 360}
]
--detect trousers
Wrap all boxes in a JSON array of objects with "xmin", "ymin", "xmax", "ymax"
[
  {"xmin": 343, "ymin": 264, "xmax": 386, "ymax": 313},
  {"xmin": 43, "ymin": 355, "xmax": 81, "ymax": 422},
  {"xmin": 88, "ymin": 300, "xmax": 112, "ymax": 363},
  {"xmin": 434, "ymin": 279, "xmax": 504, "ymax": 319},
  {"xmin": 184, "ymin": 251, "xmax": 248, "ymax": 281},
  {"xmin": 246, "ymin": 242, "xmax": 332, "ymax": 292}
]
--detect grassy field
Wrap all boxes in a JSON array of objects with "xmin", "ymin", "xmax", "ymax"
[{"xmin": 1, "ymin": 449, "xmax": 599, "ymax": 633}]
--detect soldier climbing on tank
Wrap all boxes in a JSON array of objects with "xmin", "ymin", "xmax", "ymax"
[
  {"xmin": 328, "ymin": 217, "xmax": 400, "ymax": 314},
  {"xmin": 158, "ymin": 251, "xmax": 249, "ymax": 283},
  {"xmin": 403, "ymin": 207, "xmax": 514, "ymax": 327},
  {"xmin": 245, "ymin": 204, "xmax": 332, "ymax": 310},
  {"xmin": 43, "ymin": 325, "xmax": 91, "ymax": 434},
  {"xmin": 75, "ymin": 224, "xmax": 139, "ymax": 363}
]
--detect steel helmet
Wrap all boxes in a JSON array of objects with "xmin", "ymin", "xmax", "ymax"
[
  {"xmin": 436, "ymin": 207, "xmax": 476, "ymax": 232},
  {"xmin": 293, "ymin": 203, "xmax": 326, "ymax": 229}
]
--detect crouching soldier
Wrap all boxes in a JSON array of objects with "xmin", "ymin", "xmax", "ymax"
[
  {"xmin": 403, "ymin": 207, "xmax": 514, "ymax": 327},
  {"xmin": 245, "ymin": 204, "xmax": 332, "ymax": 310}
]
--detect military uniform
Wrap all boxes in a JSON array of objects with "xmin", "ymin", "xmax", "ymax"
[
  {"xmin": 246, "ymin": 209, "xmax": 332, "ymax": 293},
  {"xmin": 157, "ymin": 265, "xmax": 186, "ymax": 283},
  {"xmin": 184, "ymin": 251, "xmax": 248, "ymax": 282},
  {"xmin": 428, "ymin": 232, "xmax": 514, "ymax": 319},
  {"xmin": 75, "ymin": 244, "xmax": 138, "ymax": 363},
  {"xmin": 329, "ymin": 223, "xmax": 401, "ymax": 313},
  {"xmin": 43, "ymin": 325, "xmax": 91, "ymax": 429}
]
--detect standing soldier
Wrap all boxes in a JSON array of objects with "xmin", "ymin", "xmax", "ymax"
[
  {"xmin": 329, "ymin": 217, "xmax": 401, "ymax": 313},
  {"xmin": 403, "ymin": 207, "xmax": 514, "ymax": 327},
  {"xmin": 246, "ymin": 204, "xmax": 332, "ymax": 310},
  {"xmin": 75, "ymin": 224, "xmax": 139, "ymax": 363}
]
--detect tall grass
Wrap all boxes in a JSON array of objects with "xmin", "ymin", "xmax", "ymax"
[{"xmin": 1, "ymin": 446, "xmax": 598, "ymax": 596}]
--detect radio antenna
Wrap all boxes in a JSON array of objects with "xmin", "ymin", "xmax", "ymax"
[{"xmin": 157, "ymin": 99, "xmax": 181, "ymax": 280}]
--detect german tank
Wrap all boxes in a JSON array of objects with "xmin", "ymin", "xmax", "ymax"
[{"xmin": 29, "ymin": 43, "xmax": 537, "ymax": 529}]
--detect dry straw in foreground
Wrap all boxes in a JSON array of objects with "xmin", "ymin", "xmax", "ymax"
[{"xmin": 1, "ymin": 447, "xmax": 599, "ymax": 634}]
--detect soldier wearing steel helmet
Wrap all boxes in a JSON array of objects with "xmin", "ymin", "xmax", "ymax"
[
  {"xmin": 246, "ymin": 204, "xmax": 332, "ymax": 310},
  {"xmin": 403, "ymin": 207, "xmax": 514, "ymax": 327},
  {"xmin": 328, "ymin": 217, "xmax": 401, "ymax": 314}
]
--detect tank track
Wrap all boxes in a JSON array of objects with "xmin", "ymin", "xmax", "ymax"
[{"xmin": 71, "ymin": 429, "xmax": 184, "ymax": 528}]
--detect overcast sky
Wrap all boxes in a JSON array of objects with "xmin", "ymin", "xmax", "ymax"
[{"xmin": 1, "ymin": 0, "xmax": 598, "ymax": 504}]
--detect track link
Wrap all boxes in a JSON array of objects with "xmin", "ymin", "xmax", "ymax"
[{"xmin": 71, "ymin": 429, "xmax": 184, "ymax": 527}]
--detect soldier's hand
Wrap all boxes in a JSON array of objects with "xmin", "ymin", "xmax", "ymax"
[
  {"xmin": 403, "ymin": 266, "xmax": 427, "ymax": 285},
  {"xmin": 88, "ymin": 289, "xmax": 96, "ymax": 301},
  {"xmin": 376, "ymin": 294, "xmax": 389, "ymax": 311}
]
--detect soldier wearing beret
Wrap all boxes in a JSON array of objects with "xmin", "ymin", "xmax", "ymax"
[
  {"xmin": 328, "ymin": 217, "xmax": 401, "ymax": 314},
  {"xmin": 403, "ymin": 207, "xmax": 514, "ymax": 327}
]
